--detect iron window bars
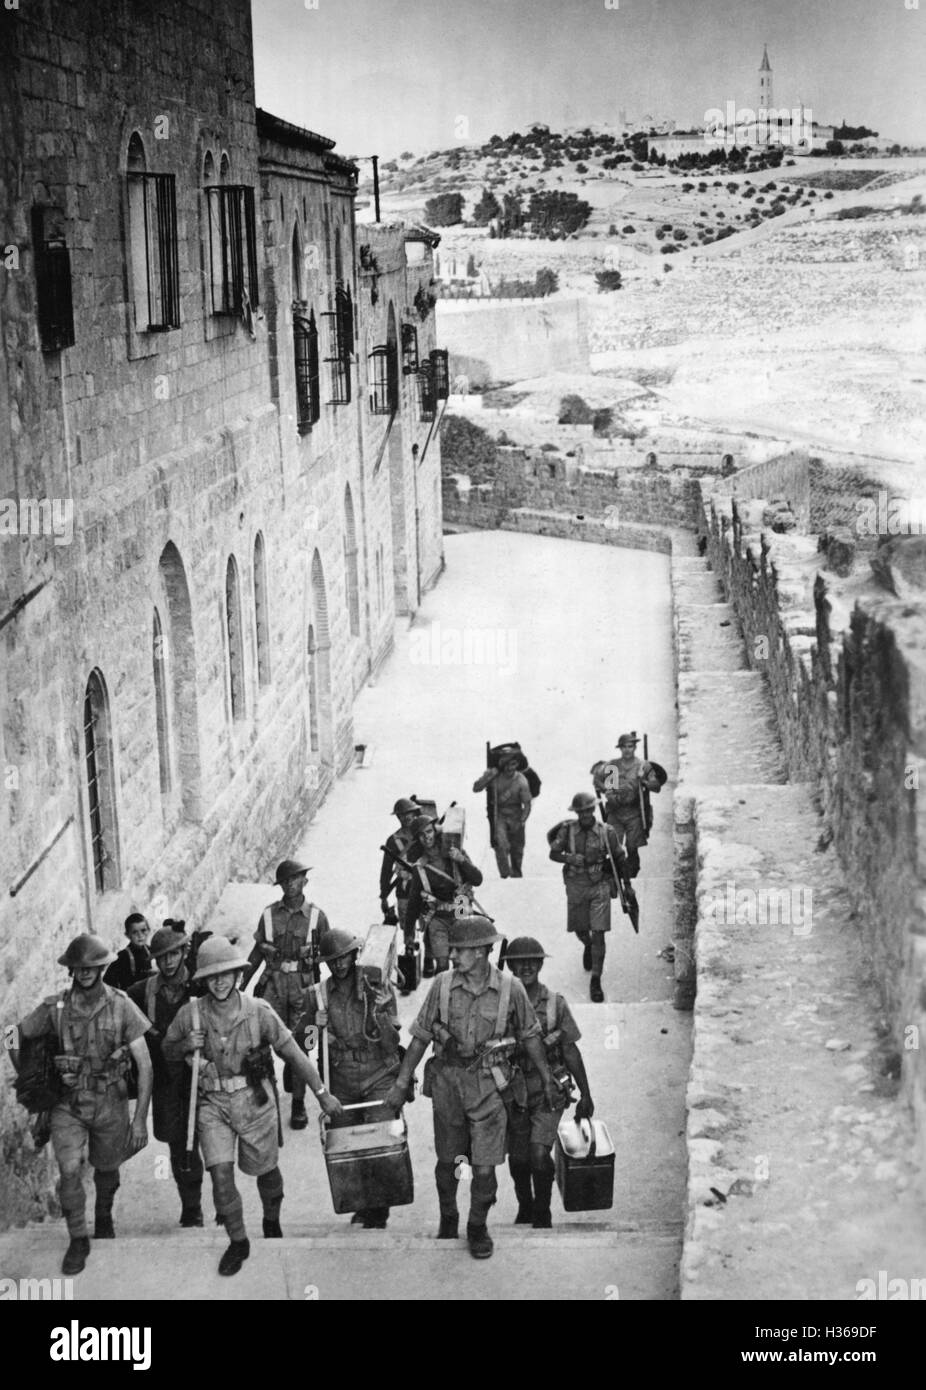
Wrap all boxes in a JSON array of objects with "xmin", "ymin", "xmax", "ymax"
[
  {"xmin": 127, "ymin": 171, "xmax": 180, "ymax": 330},
  {"xmin": 323, "ymin": 282, "xmax": 353, "ymax": 404},
  {"xmin": 294, "ymin": 309, "xmax": 321, "ymax": 433},
  {"xmin": 369, "ymin": 339, "xmax": 400, "ymax": 416},
  {"xmin": 204, "ymin": 184, "xmax": 259, "ymax": 316},
  {"xmin": 32, "ymin": 207, "xmax": 75, "ymax": 352},
  {"xmin": 401, "ymin": 322, "xmax": 419, "ymax": 375}
]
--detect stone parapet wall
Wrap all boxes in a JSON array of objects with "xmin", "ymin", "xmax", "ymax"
[{"xmin": 437, "ymin": 297, "xmax": 590, "ymax": 386}]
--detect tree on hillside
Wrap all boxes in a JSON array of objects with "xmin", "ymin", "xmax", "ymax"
[
  {"xmin": 423, "ymin": 192, "xmax": 465, "ymax": 226},
  {"xmin": 472, "ymin": 188, "xmax": 501, "ymax": 225},
  {"xmin": 534, "ymin": 267, "xmax": 559, "ymax": 297},
  {"xmin": 527, "ymin": 190, "xmax": 592, "ymax": 237},
  {"xmin": 500, "ymin": 191, "xmax": 524, "ymax": 236}
]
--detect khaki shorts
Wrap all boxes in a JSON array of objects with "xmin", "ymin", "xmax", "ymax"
[
  {"xmin": 506, "ymin": 1086, "xmax": 567, "ymax": 1159},
  {"xmin": 430, "ymin": 1064, "xmax": 507, "ymax": 1167},
  {"xmin": 197, "ymin": 1082, "xmax": 279, "ymax": 1176},
  {"xmin": 51, "ymin": 1087, "xmax": 131, "ymax": 1172},
  {"xmin": 565, "ymin": 878, "xmax": 611, "ymax": 934}
]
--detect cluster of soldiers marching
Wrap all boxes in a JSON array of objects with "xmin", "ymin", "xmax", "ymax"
[{"xmin": 7, "ymin": 733, "xmax": 665, "ymax": 1276}]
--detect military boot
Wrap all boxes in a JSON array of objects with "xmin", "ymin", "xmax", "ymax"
[
  {"xmin": 466, "ymin": 1223, "xmax": 494, "ymax": 1259},
  {"xmin": 290, "ymin": 1100, "xmax": 308, "ymax": 1130},
  {"xmin": 590, "ymin": 974, "xmax": 604, "ymax": 1003},
  {"xmin": 180, "ymin": 1207, "xmax": 204, "ymax": 1228},
  {"xmin": 218, "ymin": 1238, "xmax": 250, "ymax": 1277},
  {"xmin": 437, "ymin": 1214, "xmax": 459, "ymax": 1239},
  {"xmin": 62, "ymin": 1236, "xmax": 91, "ymax": 1275}
]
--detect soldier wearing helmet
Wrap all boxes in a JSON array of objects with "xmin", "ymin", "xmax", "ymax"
[
  {"xmin": 295, "ymin": 928, "xmax": 402, "ymax": 1229},
  {"xmin": 502, "ymin": 937, "xmax": 594, "ymax": 1228},
  {"xmin": 127, "ymin": 925, "xmax": 206, "ymax": 1227},
  {"xmin": 10, "ymin": 933, "xmax": 153, "ymax": 1276},
  {"xmin": 406, "ymin": 816, "xmax": 484, "ymax": 976},
  {"xmin": 379, "ymin": 798, "xmax": 421, "ymax": 940},
  {"xmin": 163, "ymin": 935, "xmax": 343, "ymax": 1277},
  {"xmin": 383, "ymin": 915, "xmax": 554, "ymax": 1261},
  {"xmin": 591, "ymin": 731, "xmax": 664, "ymax": 879},
  {"xmin": 473, "ymin": 747, "xmax": 532, "ymax": 879},
  {"xmin": 240, "ymin": 858, "xmax": 330, "ymax": 1130},
  {"xmin": 548, "ymin": 793, "xmax": 626, "ymax": 1002}
]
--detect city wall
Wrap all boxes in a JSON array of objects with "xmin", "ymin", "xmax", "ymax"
[{"xmin": 437, "ymin": 297, "xmax": 590, "ymax": 387}]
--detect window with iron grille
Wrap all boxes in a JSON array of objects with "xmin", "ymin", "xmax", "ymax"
[
  {"xmin": 294, "ymin": 310, "xmax": 320, "ymax": 433},
  {"xmin": 401, "ymin": 322, "xmax": 419, "ymax": 375},
  {"xmin": 127, "ymin": 172, "xmax": 180, "ymax": 330},
  {"xmin": 84, "ymin": 669, "xmax": 119, "ymax": 893},
  {"xmin": 369, "ymin": 342, "xmax": 400, "ymax": 416},
  {"xmin": 205, "ymin": 185, "xmax": 259, "ymax": 315},
  {"xmin": 431, "ymin": 347, "xmax": 450, "ymax": 400},
  {"xmin": 32, "ymin": 208, "xmax": 75, "ymax": 352},
  {"xmin": 417, "ymin": 362, "xmax": 437, "ymax": 422},
  {"xmin": 323, "ymin": 283, "xmax": 353, "ymax": 404}
]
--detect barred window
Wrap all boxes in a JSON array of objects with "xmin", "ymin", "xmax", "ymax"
[
  {"xmin": 323, "ymin": 282, "xmax": 353, "ymax": 405},
  {"xmin": 127, "ymin": 162, "xmax": 180, "ymax": 331},
  {"xmin": 369, "ymin": 337, "xmax": 400, "ymax": 416},
  {"xmin": 84, "ymin": 669, "xmax": 119, "ymax": 892},
  {"xmin": 294, "ymin": 310, "xmax": 320, "ymax": 432},
  {"xmin": 32, "ymin": 207, "xmax": 74, "ymax": 352},
  {"xmin": 417, "ymin": 361, "xmax": 437, "ymax": 422},
  {"xmin": 431, "ymin": 347, "xmax": 450, "ymax": 400},
  {"xmin": 205, "ymin": 185, "xmax": 259, "ymax": 315},
  {"xmin": 401, "ymin": 322, "xmax": 419, "ymax": 375}
]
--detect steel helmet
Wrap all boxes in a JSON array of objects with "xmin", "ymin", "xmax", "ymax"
[
  {"xmin": 410, "ymin": 814, "xmax": 438, "ymax": 838},
  {"xmin": 275, "ymin": 859, "xmax": 311, "ymax": 885},
  {"xmin": 319, "ymin": 929, "xmax": 364, "ymax": 963},
  {"xmin": 392, "ymin": 797, "xmax": 419, "ymax": 817},
  {"xmin": 616, "ymin": 732, "xmax": 639, "ymax": 748},
  {"xmin": 503, "ymin": 935, "xmax": 549, "ymax": 962},
  {"xmin": 570, "ymin": 791, "xmax": 597, "ymax": 813},
  {"xmin": 192, "ymin": 936, "xmax": 249, "ymax": 980},
  {"xmin": 448, "ymin": 915, "xmax": 502, "ymax": 950},
  {"xmin": 150, "ymin": 926, "xmax": 189, "ymax": 959},
  {"xmin": 57, "ymin": 934, "xmax": 116, "ymax": 970}
]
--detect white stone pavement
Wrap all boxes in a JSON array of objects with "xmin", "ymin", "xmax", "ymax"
[{"xmin": 0, "ymin": 531, "xmax": 690, "ymax": 1300}]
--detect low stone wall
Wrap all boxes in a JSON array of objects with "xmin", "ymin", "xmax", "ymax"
[{"xmin": 437, "ymin": 297, "xmax": 590, "ymax": 386}]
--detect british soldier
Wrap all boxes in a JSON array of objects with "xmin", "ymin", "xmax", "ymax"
[
  {"xmin": 406, "ymin": 817, "xmax": 484, "ymax": 976},
  {"xmin": 549, "ymin": 792, "xmax": 626, "ymax": 1002},
  {"xmin": 472, "ymin": 747, "xmax": 532, "ymax": 879}
]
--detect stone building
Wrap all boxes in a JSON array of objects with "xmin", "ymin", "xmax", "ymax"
[{"xmin": 0, "ymin": 0, "xmax": 445, "ymax": 1218}]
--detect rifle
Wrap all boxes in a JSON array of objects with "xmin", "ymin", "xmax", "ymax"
[
  {"xmin": 595, "ymin": 796, "xmax": 639, "ymax": 934},
  {"xmin": 485, "ymin": 740, "xmax": 497, "ymax": 850},
  {"xmin": 379, "ymin": 842, "xmax": 493, "ymax": 921},
  {"xmin": 640, "ymin": 732, "xmax": 652, "ymax": 837},
  {"xmin": 183, "ymin": 996, "xmax": 202, "ymax": 1171}
]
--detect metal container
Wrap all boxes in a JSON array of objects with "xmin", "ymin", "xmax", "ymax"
[
  {"xmin": 357, "ymin": 922, "xmax": 398, "ymax": 992},
  {"xmin": 554, "ymin": 1117, "xmax": 615, "ymax": 1211},
  {"xmin": 321, "ymin": 1102, "xmax": 414, "ymax": 1214},
  {"xmin": 440, "ymin": 803, "xmax": 466, "ymax": 851}
]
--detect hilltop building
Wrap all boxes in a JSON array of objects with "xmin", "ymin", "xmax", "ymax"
[{"xmin": 0, "ymin": 0, "xmax": 446, "ymax": 1196}]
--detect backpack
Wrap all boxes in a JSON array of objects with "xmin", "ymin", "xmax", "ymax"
[
  {"xmin": 525, "ymin": 767, "xmax": 542, "ymax": 798},
  {"xmin": 14, "ymin": 997, "xmax": 65, "ymax": 1113}
]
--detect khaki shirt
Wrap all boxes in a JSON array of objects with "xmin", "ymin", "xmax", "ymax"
[
  {"xmin": 522, "ymin": 983, "xmax": 580, "ymax": 1074},
  {"xmin": 254, "ymin": 897, "xmax": 330, "ymax": 963},
  {"xmin": 410, "ymin": 964, "xmax": 540, "ymax": 1056},
  {"xmin": 19, "ymin": 985, "xmax": 150, "ymax": 1079},
  {"xmin": 163, "ymin": 992, "xmax": 292, "ymax": 1079}
]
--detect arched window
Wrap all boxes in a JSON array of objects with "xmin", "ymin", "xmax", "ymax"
[
  {"xmin": 225, "ymin": 556, "xmax": 246, "ymax": 721},
  {"xmin": 126, "ymin": 131, "xmax": 179, "ymax": 331},
  {"xmin": 292, "ymin": 223, "xmax": 303, "ymax": 303},
  {"xmin": 253, "ymin": 533, "xmax": 271, "ymax": 687},
  {"xmin": 153, "ymin": 607, "xmax": 172, "ymax": 794},
  {"xmin": 344, "ymin": 486, "xmax": 360, "ymax": 636},
  {"xmin": 84, "ymin": 669, "xmax": 119, "ymax": 892},
  {"xmin": 294, "ymin": 307, "xmax": 320, "ymax": 432}
]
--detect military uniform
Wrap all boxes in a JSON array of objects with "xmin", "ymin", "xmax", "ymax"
[
  {"xmin": 592, "ymin": 752, "xmax": 661, "ymax": 878},
  {"xmin": 406, "ymin": 844, "xmax": 483, "ymax": 968},
  {"xmin": 508, "ymin": 983, "xmax": 580, "ymax": 1155},
  {"xmin": 410, "ymin": 961, "xmax": 540, "ymax": 1224},
  {"xmin": 379, "ymin": 826, "xmax": 416, "ymax": 943},
  {"xmin": 17, "ymin": 984, "xmax": 150, "ymax": 1241},
  {"xmin": 549, "ymin": 818, "xmax": 622, "ymax": 936},
  {"xmin": 164, "ymin": 991, "xmax": 291, "ymax": 1177},
  {"xmin": 128, "ymin": 962, "xmax": 203, "ymax": 1223},
  {"xmin": 473, "ymin": 765, "xmax": 532, "ymax": 878}
]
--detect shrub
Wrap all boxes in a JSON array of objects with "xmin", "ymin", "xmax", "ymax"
[
  {"xmin": 592, "ymin": 408, "xmax": 614, "ymax": 434},
  {"xmin": 660, "ymin": 244, "xmax": 678, "ymax": 253},
  {"xmin": 423, "ymin": 192, "xmax": 464, "ymax": 225},
  {"xmin": 576, "ymin": 162, "xmax": 588, "ymax": 174},
  {"xmin": 558, "ymin": 394, "xmax": 596, "ymax": 425},
  {"xmin": 534, "ymin": 267, "xmax": 559, "ymax": 297},
  {"xmin": 528, "ymin": 190, "xmax": 593, "ymax": 237},
  {"xmin": 608, "ymin": 223, "xmax": 619, "ymax": 236},
  {"xmin": 632, "ymin": 162, "xmax": 644, "ymax": 171},
  {"xmin": 440, "ymin": 414, "xmax": 498, "ymax": 481},
  {"xmin": 681, "ymin": 182, "xmax": 694, "ymax": 193},
  {"xmin": 595, "ymin": 269, "xmax": 624, "ymax": 292},
  {"xmin": 622, "ymin": 224, "xmax": 635, "ymax": 233},
  {"xmin": 673, "ymin": 228, "xmax": 687, "ymax": 240},
  {"xmin": 473, "ymin": 188, "xmax": 501, "ymax": 225}
]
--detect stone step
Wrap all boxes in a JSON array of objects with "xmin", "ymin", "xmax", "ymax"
[
  {"xmin": 675, "ymin": 602, "xmax": 748, "ymax": 673},
  {"xmin": 678, "ymin": 672, "xmax": 788, "ymax": 785}
]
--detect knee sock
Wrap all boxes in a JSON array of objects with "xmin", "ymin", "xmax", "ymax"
[
  {"xmin": 58, "ymin": 1171, "xmax": 87, "ymax": 1238},
  {"xmin": 93, "ymin": 1168, "xmax": 120, "ymax": 1217},
  {"xmin": 469, "ymin": 1169, "xmax": 498, "ymax": 1228},
  {"xmin": 211, "ymin": 1166, "xmax": 246, "ymax": 1241},
  {"xmin": 257, "ymin": 1167, "xmax": 284, "ymax": 1221},
  {"xmin": 435, "ymin": 1160, "xmax": 459, "ymax": 1218}
]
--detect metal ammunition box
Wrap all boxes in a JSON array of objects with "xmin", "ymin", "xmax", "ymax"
[
  {"xmin": 356, "ymin": 922, "xmax": 398, "ymax": 992},
  {"xmin": 321, "ymin": 1103, "xmax": 414, "ymax": 1214},
  {"xmin": 554, "ymin": 1117, "xmax": 615, "ymax": 1211}
]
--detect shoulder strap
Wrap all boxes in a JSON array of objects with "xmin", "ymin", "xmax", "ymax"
[
  {"xmin": 417, "ymin": 864, "xmax": 430, "ymax": 890},
  {"xmin": 547, "ymin": 991, "xmax": 556, "ymax": 1033},
  {"xmin": 307, "ymin": 905, "xmax": 319, "ymax": 934},
  {"xmin": 145, "ymin": 975, "xmax": 159, "ymax": 1024},
  {"xmin": 261, "ymin": 907, "xmax": 274, "ymax": 940},
  {"xmin": 569, "ymin": 822, "xmax": 576, "ymax": 856},
  {"xmin": 54, "ymin": 993, "xmax": 66, "ymax": 1047},
  {"xmin": 247, "ymin": 996, "xmax": 262, "ymax": 1048},
  {"xmin": 190, "ymin": 995, "xmax": 200, "ymax": 1031},
  {"xmin": 437, "ymin": 969, "xmax": 452, "ymax": 1025},
  {"xmin": 313, "ymin": 979, "xmax": 328, "ymax": 1011},
  {"xmin": 494, "ymin": 969, "xmax": 512, "ymax": 1037}
]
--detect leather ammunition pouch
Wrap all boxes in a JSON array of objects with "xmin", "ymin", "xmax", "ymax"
[{"xmin": 241, "ymin": 1042, "xmax": 275, "ymax": 1105}]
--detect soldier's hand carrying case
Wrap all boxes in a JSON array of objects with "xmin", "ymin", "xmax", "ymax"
[
  {"xmin": 554, "ymin": 1117, "xmax": 615, "ymax": 1211},
  {"xmin": 320, "ymin": 1101, "xmax": 414, "ymax": 1214}
]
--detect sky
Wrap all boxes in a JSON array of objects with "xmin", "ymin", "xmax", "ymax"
[{"xmin": 252, "ymin": 0, "xmax": 926, "ymax": 159}]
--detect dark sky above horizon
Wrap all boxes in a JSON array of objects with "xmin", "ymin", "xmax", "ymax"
[{"xmin": 252, "ymin": 0, "xmax": 926, "ymax": 158}]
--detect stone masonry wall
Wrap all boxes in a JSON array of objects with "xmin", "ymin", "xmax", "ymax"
[{"xmin": 437, "ymin": 296, "xmax": 590, "ymax": 386}]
